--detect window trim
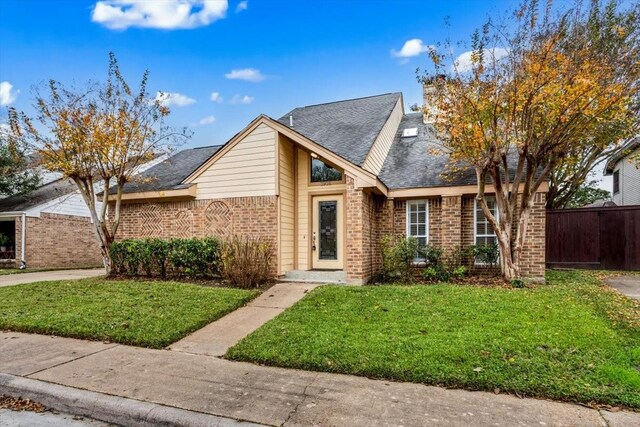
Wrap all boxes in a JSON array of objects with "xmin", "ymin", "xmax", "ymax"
[
  {"xmin": 613, "ymin": 170, "xmax": 620, "ymax": 195},
  {"xmin": 406, "ymin": 199, "xmax": 429, "ymax": 262},
  {"xmin": 309, "ymin": 156, "xmax": 345, "ymax": 185},
  {"xmin": 474, "ymin": 196, "xmax": 499, "ymax": 266}
]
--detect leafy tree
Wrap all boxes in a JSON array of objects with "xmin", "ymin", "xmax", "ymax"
[
  {"xmin": 420, "ymin": 0, "xmax": 640, "ymax": 280},
  {"xmin": 564, "ymin": 180, "xmax": 611, "ymax": 208},
  {"xmin": 0, "ymin": 131, "xmax": 39, "ymax": 197},
  {"xmin": 8, "ymin": 53, "xmax": 189, "ymax": 273}
]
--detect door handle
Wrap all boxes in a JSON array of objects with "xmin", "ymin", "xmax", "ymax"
[{"xmin": 312, "ymin": 232, "xmax": 317, "ymax": 251}]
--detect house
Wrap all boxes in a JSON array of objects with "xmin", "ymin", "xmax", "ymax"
[
  {"xmin": 604, "ymin": 137, "xmax": 640, "ymax": 206},
  {"xmin": 0, "ymin": 172, "xmax": 103, "ymax": 269},
  {"xmin": 0, "ymin": 157, "xmax": 166, "ymax": 270},
  {"xmin": 114, "ymin": 92, "xmax": 547, "ymax": 283}
]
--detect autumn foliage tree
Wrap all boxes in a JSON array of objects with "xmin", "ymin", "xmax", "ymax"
[
  {"xmin": 421, "ymin": 0, "xmax": 639, "ymax": 280},
  {"xmin": 8, "ymin": 53, "xmax": 189, "ymax": 273}
]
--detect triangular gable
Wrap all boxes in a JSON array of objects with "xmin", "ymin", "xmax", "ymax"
[{"xmin": 184, "ymin": 115, "xmax": 387, "ymax": 194}]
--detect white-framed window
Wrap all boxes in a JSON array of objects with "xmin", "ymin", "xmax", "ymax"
[
  {"xmin": 474, "ymin": 196, "xmax": 499, "ymax": 265},
  {"xmin": 406, "ymin": 200, "xmax": 429, "ymax": 261}
]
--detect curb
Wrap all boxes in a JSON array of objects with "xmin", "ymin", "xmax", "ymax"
[{"xmin": 0, "ymin": 373, "xmax": 265, "ymax": 427}]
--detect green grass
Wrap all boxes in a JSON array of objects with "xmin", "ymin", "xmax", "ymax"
[
  {"xmin": 0, "ymin": 269, "xmax": 21, "ymax": 275},
  {"xmin": 227, "ymin": 270, "xmax": 640, "ymax": 409},
  {"xmin": 0, "ymin": 278, "xmax": 258, "ymax": 348}
]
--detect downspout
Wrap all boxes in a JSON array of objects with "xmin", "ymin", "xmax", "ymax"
[{"xmin": 20, "ymin": 213, "xmax": 26, "ymax": 269}]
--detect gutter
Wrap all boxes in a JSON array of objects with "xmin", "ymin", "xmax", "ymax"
[{"xmin": 0, "ymin": 211, "xmax": 27, "ymax": 268}]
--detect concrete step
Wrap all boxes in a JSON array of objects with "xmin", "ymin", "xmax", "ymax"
[{"xmin": 280, "ymin": 270, "xmax": 347, "ymax": 284}]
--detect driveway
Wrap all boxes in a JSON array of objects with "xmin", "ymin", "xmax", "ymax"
[
  {"xmin": 0, "ymin": 269, "xmax": 105, "ymax": 287},
  {"xmin": 607, "ymin": 275, "xmax": 640, "ymax": 300}
]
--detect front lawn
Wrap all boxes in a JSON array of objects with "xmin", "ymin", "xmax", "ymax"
[
  {"xmin": 227, "ymin": 270, "xmax": 640, "ymax": 409},
  {"xmin": 0, "ymin": 279, "xmax": 258, "ymax": 348}
]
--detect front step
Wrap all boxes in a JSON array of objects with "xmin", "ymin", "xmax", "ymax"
[{"xmin": 280, "ymin": 270, "xmax": 347, "ymax": 284}]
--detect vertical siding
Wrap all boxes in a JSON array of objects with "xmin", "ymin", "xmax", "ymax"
[
  {"xmin": 362, "ymin": 98, "xmax": 403, "ymax": 175},
  {"xmin": 279, "ymin": 136, "xmax": 295, "ymax": 274},
  {"xmin": 297, "ymin": 150, "xmax": 310, "ymax": 270},
  {"xmin": 194, "ymin": 123, "xmax": 277, "ymax": 199},
  {"xmin": 613, "ymin": 148, "xmax": 640, "ymax": 206}
]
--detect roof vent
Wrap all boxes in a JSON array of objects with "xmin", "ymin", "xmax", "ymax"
[{"xmin": 402, "ymin": 128, "xmax": 418, "ymax": 138}]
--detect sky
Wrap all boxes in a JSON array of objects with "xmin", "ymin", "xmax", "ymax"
[{"xmin": 0, "ymin": 0, "xmax": 612, "ymax": 190}]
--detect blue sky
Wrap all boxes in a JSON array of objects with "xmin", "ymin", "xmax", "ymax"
[
  {"xmin": 0, "ymin": 0, "xmax": 613, "ymax": 189},
  {"xmin": 0, "ymin": 0, "xmax": 530, "ymax": 148}
]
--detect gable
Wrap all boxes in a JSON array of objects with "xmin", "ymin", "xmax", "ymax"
[
  {"xmin": 193, "ymin": 122, "xmax": 277, "ymax": 199},
  {"xmin": 362, "ymin": 96, "xmax": 404, "ymax": 175}
]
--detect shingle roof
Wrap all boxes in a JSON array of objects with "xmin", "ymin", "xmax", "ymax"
[
  {"xmin": 604, "ymin": 136, "xmax": 640, "ymax": 174},
  {"xmin": 120, "ymin": 145, "xmax": 222, "ymax": 194},
  {"xmin": 0, "ymin": 178, "xmax": 78, "ymax": 212},
  {"xmin": 379, "ymin": 113, "xmax": 477, "ymax": 189},
  {"xmin": 277, "ymin": 93, "xmax": 402, "ymax": 166}
]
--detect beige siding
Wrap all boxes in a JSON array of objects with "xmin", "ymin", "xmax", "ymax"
[
  {"xmin": 297, "ymin": 150, "xmax": 310, "ymax": 270},
  {"xmin": 279, "ymin": 135, "xmax": 295, "ymax": 274},
  {"xmin": 362, "ymin": 97, "xmax": 403, "ymax": 175},
  {"xmin": 194, "ymin": 123, "xmax": 276, "ymax": 199}
]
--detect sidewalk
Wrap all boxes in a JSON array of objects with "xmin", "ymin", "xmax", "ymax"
[
  {"xmin": 0, "ymin": 269, "xmax": 105, "ymax": 287},
  {"xmin": 1, "ymin": 331, "xmax": 636, "ymax": 427}
]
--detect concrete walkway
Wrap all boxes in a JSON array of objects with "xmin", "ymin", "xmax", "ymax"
[
  {"xmin": 169, "ymin": 282, "xmax": 319, "ymax": 356},
  {"xmin": 1, "ymin": 331, "xmax": 637, "ymax": 427},
  {"xmin": 607, "ymin": 275, "xmax": 640, "ymax": 300},
  {"xmin": 0, "ymin": 269, "xmax": 105, "ymax": 287}
]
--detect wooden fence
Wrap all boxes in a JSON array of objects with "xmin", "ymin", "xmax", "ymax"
[{"xmin": 546, "ymin": 205, "xmax": 640, "ymax": 270}]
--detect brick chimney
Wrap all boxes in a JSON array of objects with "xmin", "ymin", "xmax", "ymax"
[{"xmin": 422, "ymin": 74, "xmax": 446, "ymax": 124}]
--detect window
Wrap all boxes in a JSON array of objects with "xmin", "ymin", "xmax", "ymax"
[
  {"xmin": 406, "ymin": 200, "xmax": 428, "ymax": 261},
  {"xmin": 311, "ymin": 158, "xmax": 343, "ymax": 183},
  {"xmin": 613, "ymin": 170, "xmax": 620, "ymax": 194},
  {"xmin": 474, "ymin": 197, "xmax": 499, "ymax": 265}
]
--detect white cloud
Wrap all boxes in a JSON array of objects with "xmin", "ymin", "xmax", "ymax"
[
  {"xmin": 230, "ymin": 94, "xmax": 254, "ymax": 105},
  {"xmin": 235, "ymin": 0, "xmax": 248, "ymax": 12},
  {"xmin": 453, "ymin": 48, "xmax": 509, "ymax": 73},
  {"xmin": 0, "ymin": 82, "xmax": 19, "ymax": 106},
  {"xmin": 92, "ymin": 0, "xmax": 228, "ymax": 30},
  {"xmin": 391, "ymin": 38, "xmax": 430, "ymax": 58},
  {"xmin": 224, "ymin": 68, "xmax": 265, "ymax": 82},
  {"xmin": 191, "ymin": 115, "xmax": 216, "ymax": 126},
  {"xmin": 210, "ymin": 92, "xmax": 223, "ymax": 103},
  {"xmin": 155, "ymin": 91, "xmax": 196, "ymax": 107}
]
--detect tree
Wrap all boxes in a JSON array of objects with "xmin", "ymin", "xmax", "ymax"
[
  {"xmin": 8, "ymin": 53, "xmax": 189, "ymax": 274},
  {"xmin": 421, "ymin": 0, "xmax": 640, "ymax": 280},
  {"xmin": 564, "ymin": 180, "xmax": 611, "ymax": 208},
  {"xmin": 0, "ymin": 130, "xmax": 39, "ymax": 197}
]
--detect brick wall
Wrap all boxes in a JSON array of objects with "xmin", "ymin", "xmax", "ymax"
[
  {"xmin": 376, "ymin": 193, "xmax": 546, "ymax": 281},
  {"xmin": 115, "ymin": 196, "xmax": 279, "ymax": 272},
  {"xmin": 16, "ymin": 213, "xmax": 103, "ymax": 269}
]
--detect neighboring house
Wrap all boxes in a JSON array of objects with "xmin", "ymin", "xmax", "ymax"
[
  {"xmin": 114, "ymin": 92, "xmax": 547, "ymax": 283},
  {"xmin": 604, "ymin": 137, "xmax": 640, "ymax": 206},
  {"xmin": 0, "ymin": 157, "xmax": 166, "ymax": 269},
  {"xmin": 0, "ymin": 174, "xmax": 103, "ymax": 269}
]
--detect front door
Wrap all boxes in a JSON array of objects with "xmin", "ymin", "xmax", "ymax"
[{"xmin": 311, "ymin": 195, "xmax": 344, "ymax": 270}]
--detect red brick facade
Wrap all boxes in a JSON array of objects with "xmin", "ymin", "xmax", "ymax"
[
  {"xmin": 113, "ymin": 187, "xmax": 545, "ymax": 283},
  {"xmin": 14, "ymin": 213, "xmax": 103, "ymax": 269},
  {"xmin": 115, "ymin": 196, "xmax": 279, "ymax": 272}
]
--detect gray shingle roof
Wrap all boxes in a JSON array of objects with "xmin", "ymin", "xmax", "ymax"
[
  {"xmin": 120, "ymin": 145, "xmax": 222, "ymax": 194},
  {"xmin": 278, "ymin": 93, "xmax": 402, "ymax": 166},
  {"xmin": 379, "ymin": 113, "xmax": 477, "ymax": 189},
  {"xmin": 0, "ymin": 178, "xmax": 78, "ymax": 212}
]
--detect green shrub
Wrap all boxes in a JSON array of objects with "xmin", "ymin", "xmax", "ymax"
[
  {"xmin": 219, "ymin": 236, "xmax": 274, "ymax": 289},
  {"xmin": 419, "ymin": 244, "xmax": 443, "ymax": 266},
  {"xmin": 145, "ymin": 238, "xmax": 170, "ymax": 278},
  {"xmin": 109, "ymin": 241, "xmax": 128, "ymax": 275},
  {"xmin": 473, "ymin": 243, "xmax": 500, "ymax": 266},
  {"xmin": 421, "ymin": 246, "xmax": 473, "ymax": 283},
  {"xmin": 380, "ymin": 235, "xmax": 419, "ymax": 282}
]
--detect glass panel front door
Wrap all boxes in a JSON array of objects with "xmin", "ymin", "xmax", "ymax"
[
  {"xmin": 319, "ymin": 201, "xmax": 338, "ymax": 260},
  {"xmin": 312, "ymin": 195, "xmax": 343, "ymax": 270}
]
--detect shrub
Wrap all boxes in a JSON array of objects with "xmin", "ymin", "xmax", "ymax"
[
  {"xmin": 421, "ymin": 245, "xmax": 473, "ymax": 283},
  {"xmin": 219, "ymin": 236, "xmax": 274, "ymax": 289},
  {"xmin": 419, "ymin": 244, "xmax": 443, "ymax": 266},
  {"xmin": 145, "ymin": 238, "xmax": 170, "ymax": 278},
  {"xmin": 109, "ymin": 241, "xmax": 128, "ymax": 275},
  {"xmin": 473, "ymin": 243, "xmax": 500, "ymax": 266},
  {"xmin": 380, "ymin": 235, "xmax": 419, "ymax": 282}
]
